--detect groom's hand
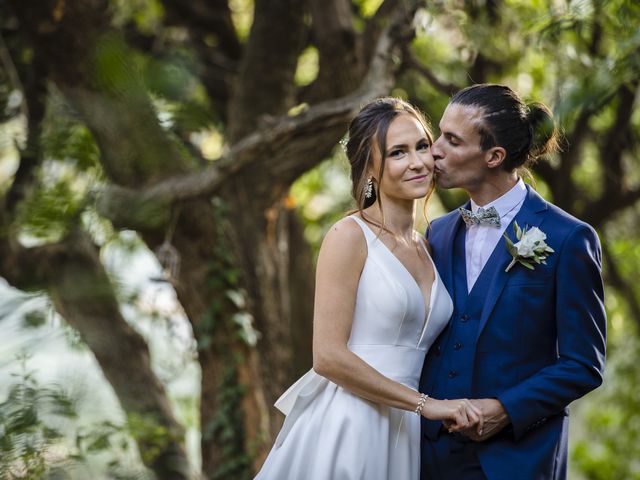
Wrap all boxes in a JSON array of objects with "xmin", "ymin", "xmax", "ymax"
[{"xmin": 445, "ymin": 399, "xmax": 510, "ymax": 441}]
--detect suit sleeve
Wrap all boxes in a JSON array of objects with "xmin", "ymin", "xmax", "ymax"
[{"xmin": 497, "ymin": 223, "xmax": 607, "ymax": 440}]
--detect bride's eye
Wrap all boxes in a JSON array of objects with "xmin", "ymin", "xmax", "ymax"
[
  {"xmin": 388, "ymin": 149, "xmax": 404, "ymax": 157},
  {"xmin": 417, "ymin": 142, "xmax": 430, "ymax": 151}
]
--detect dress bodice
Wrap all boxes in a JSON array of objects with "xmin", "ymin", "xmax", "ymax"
[
  {"xmin": 346, "ymin": 215, "xmax": 453, "ymax": 386},
  {"xmin": 349, "ymin": 215, "xmax": 452, "ymax": 351}
]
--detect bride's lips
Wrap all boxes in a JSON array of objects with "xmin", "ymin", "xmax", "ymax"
[{"xmin": 405, "ymin": 174, "xmax": 429, "ymax": 182}]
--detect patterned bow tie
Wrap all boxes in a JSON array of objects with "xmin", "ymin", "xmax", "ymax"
[{"xmin": 458, "ymin": 206, "xmax": 502, "ymax": 228}]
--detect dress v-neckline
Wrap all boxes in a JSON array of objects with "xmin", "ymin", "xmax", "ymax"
[{"xmin": 353, "ymin": 217, "xmax": 437, "ymax": 316}]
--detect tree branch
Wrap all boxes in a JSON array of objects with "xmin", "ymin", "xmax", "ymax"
[
  {"xmin": 579, "ymin": 83, "xmax": 638, "ymax": 227},
  {"xmin": 552, "ymin": 85, "xmax": 621, "ymax": 211},
  {"xmin": 227, "ymin": 0, "xmax": 308, "ymax": 142},
  {"xmin": 159, "ymin": 0, "xmax": 242, "ymax": 111},
  {"xmin": 301, "ymin": 0, "xmax": 363, "ymax": 103},
  {"xmin": 362, "ymin": 0, "xmax": 402, "ymax": 62},
  {"xmin": 531, "ymin": 157, "xmax": 557, "ymax": 194},
  {"xmin": 96, "ymin": 5, "xmax": 415, "ymax": 229},
  {"xmin": 602, "ymin": 240, "xmax": 640, "ymax": 332},
  {"xmin": 161, "ymin": 0, "xmax": 241, "ymax": 61},
  {"xmin": 583, "ymin": 187, "xmax": 640, "ymax": 230},
  {"xmin": 600, "ymin": 83, "xmax": 638, "ymax": 198},
  {"xmin": 403, "ymin": 49, "xmax": 463, "ymax": 95},
  {"xmin": 0, "ymin": 231, "xmax": 191, "ymax": 479},
  {"xmin": 2, "ymin": 55, "xmax": 47, "ymax": 225},
  {"xmin": 95, "ymin": 87, "xmax": 374, "ymax": 228}
]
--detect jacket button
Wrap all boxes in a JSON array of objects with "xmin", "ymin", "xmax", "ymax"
[
  {"xmin": 454, "ymin": 342, "xmax": 462, "ymax": 350},
  {"xmin": 448, "ymin": 370, "xmax": 457, "ymax": 379},
  {"xmin": 435, "ymin": 345, "xmax": 441, "ymax": 356},
  {"xmin": 460, "ymin": 314, "xmax": 470, "ymax": 322}
]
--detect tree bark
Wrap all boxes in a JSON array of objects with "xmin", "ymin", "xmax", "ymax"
[
  {"xmin": 2, "ymin": 1, "xmax": 424, "ymax": 477},
  {"xmin": 227, "ymin": 0, "xmax": 308, "ymax": 142},
  {"xmin": 0, "ymin": 233, "xmax": 191, "ymax": 479}
]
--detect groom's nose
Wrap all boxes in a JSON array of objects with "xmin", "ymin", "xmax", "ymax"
[{"xmin": 431, "ymin": 136, "xmax": 444, "ymax": 160}]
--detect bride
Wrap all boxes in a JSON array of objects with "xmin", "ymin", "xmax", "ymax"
[{"xmin": 255, "ymin": 97, "xmax": 483, "ymax": 479}]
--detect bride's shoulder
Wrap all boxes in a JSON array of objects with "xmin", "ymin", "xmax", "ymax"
[
  {"xmin": 318, "ymin": 216, "xmax": 368, "ymax": 263},
  {"xmin": 324, "ymin": 215, "xmax": 366, "ymax": 245}
]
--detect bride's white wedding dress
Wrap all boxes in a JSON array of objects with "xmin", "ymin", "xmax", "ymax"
[{"xmin": 255, "ymin": 215, "xmax": 453, "ymax": 479}]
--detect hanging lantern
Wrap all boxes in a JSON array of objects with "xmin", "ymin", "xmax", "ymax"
[{"xmin": 155, "ymin": 239, "xmax": 180, "ymax": 283}]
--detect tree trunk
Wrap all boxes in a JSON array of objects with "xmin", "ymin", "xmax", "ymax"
[
  {"xmin": 1, "ymin": 1, "xmax": 421, "ymax": 477},
  {"xmin": 0, "ymin": 233, "xmax": 192, "ymax": 479}
]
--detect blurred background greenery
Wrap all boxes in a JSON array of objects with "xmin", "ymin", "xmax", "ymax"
[{"xmin": 0, "ymin": 0, "xmax": 639, "ymax": 478}]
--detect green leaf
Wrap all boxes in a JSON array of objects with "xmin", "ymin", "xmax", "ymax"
[
  {"xmin": 519, "ymin": 259, "xmax": 535, "ymax": 270},
  {"xmin": 87, "ymin": 433, "xmax": 111, "ymax": 452},
  {"xmin": 503, "ymin": 234, "xmax": 518, "ymax": 257},
  {"xmin": 22, "ymin": 311, "xmax": 47, "ymax": 329},
  {"xmin": 513, "ymin": 222, "xmax": 523, "ymax": 240}
]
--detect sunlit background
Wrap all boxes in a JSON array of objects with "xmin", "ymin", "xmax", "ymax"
[{"xmin": 1, "ymin": 0, "xmax": 639, "ymax": 479}]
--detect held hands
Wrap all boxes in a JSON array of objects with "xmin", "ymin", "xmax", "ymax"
[
  {"xmin": 443, "ymin": 398, "xmax": 510, "ymax": 441},
  {"xmin": 423, "ymin": 398, "xmax": 484, "ymax": 435}
]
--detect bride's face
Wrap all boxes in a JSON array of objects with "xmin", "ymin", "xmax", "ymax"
[{"xmin": 370, "ymin": 113, "xmax": 434, "ymax": 203}]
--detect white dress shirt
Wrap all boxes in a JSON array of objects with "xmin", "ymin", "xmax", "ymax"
[{"xmin": 465, "ymin": 179, "xmax": 527, "ymax": 292}]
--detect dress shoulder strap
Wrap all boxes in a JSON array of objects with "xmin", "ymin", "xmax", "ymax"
[{"xmin": 348, "ymin": 214, "xmax": 377, "ymax": 245}]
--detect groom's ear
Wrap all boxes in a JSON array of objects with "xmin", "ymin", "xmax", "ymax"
[{"xmin": 485, "ymin": 146, "xmax": 507, "ymax": 169}]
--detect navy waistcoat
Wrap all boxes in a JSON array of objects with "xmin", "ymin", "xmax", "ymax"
[{"xmin": 423, "ymin": 221, "xmax": 502, "ymax": 438}]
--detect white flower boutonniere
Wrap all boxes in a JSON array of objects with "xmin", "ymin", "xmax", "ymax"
[{"xmin": 504, "ymin": 222, "xmax": 554, "ymax": 272}]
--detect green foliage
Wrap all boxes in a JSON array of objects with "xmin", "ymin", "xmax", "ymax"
[
  {"xmin": 0, "ymin": 354, "xmax": 158, "ymax": 479},
  {"xmin": 571, "ymin": 302, "xmax": 640, "ymax": 480},
  {"xmin": 192, "ymin": 198, "xmax": 254, "ymax": 478},
  {"xmin": 532, "ymin": 0, "xmax": 640, "ymax": 124},
  {"xmin": 198, "ymin": 197, "xmax": 253, "ymax": 347},
  {"xmin": 143, "ymin": 55, "xmax": 200, "ymax": 103},
  {"xmin": 12, "ymin": 93, "xmax": 103, "ymax": 243},
  {"xmin": 93, "ymin": 34, "xmax": 146, "ymax": 96},
  {"xmin": 0, "ymin": 355, "xmax": 77, "ymax": 479},
  {"xmin": 228, "ymin": 0, "xmax": 254, "ymax": 40},
  {"xmin": 290, "ymin": 151, "xmax": 354, "ymax": 258},
  {"xmin": 111, "ymin": 0, "xmax": 165, "ymax": 33},
  {"xmin": 204, "ymin": 365, "xmax": 251, "ymax": 480},
  {"xmin": 353, "ymin": 0, "xmax": 385, "ymax": 18},
  {"xmin": 41, "ymin": 113, "xmax": 101, "ymax": 173},
  {"xmin": 294, "ymin": 46, "xmax": 319, "ymax": 87},
  {"xmin": 125, "ymin": 413, "xmax": 175, "ymax": 466},
  {"xmin": 2, "ymin": 0, "xmax": 639, "ymax": 477}
]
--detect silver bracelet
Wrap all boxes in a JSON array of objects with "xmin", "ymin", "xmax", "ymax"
[{"xmin": 414, "ymin": 392, "xmax": 429, "ymax": 416}]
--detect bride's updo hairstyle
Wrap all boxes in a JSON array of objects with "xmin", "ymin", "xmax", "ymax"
[
  {"xmin": 345, "ymin": 97, "xmax": 434, "ymax": 221},
  {"xmin": 450, "ymin": 84, "xmax": 559, "ymax": 173}
]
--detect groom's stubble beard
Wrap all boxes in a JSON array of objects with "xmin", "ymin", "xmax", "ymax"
[{"xmin": 434, "ymin": 170, "xmax": 464, "ymax": 190}]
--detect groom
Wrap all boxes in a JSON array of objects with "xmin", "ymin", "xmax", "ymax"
[{"xmin": 420, "ymin": 84, "xmax": 606, "ymax": 480}]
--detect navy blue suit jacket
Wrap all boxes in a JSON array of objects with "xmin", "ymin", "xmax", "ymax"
[{"xmin": 420, "ymin": 186, "xmax": 607, "ymax": 479}]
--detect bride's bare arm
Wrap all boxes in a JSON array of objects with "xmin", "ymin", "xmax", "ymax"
[{"xmin": 312, "ymin": 218, "xmax": 483, "ymax": 432}]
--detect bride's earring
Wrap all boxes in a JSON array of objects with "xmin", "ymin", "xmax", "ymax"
[{"xmin": 365, "ymin": 177, "xmax": 374, "ymax": 199}]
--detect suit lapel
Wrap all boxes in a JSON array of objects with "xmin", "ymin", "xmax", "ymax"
[
  {"xmin": 474, "ymin": 186, "xmax": 549, "ymax": 342},
  {"xmin": 437, "ymin": 204, "xmax": 468, "ymax": 297}
]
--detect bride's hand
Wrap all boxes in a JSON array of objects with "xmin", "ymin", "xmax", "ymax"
[{"xmin": 422, "ymin": 398, "xmax": 484, "ymax": 435}]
